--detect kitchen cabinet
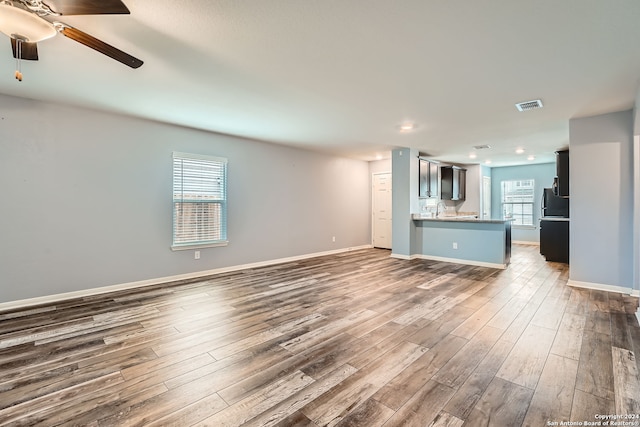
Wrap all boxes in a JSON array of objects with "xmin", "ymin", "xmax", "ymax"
[
  {"xmin": 440, "ymin": 166, "xmax": 466, "ymax": 201},
  {"xmin": 419, "ymin": 158, "xmax": 439, "ymax": 198},
  {"xmin": 555, "ymin": 150, "xmax": 569, "ymax": 197},
  {"xmin": 540, "ymin": 218, "xmax": 569, "ymax": 263}
]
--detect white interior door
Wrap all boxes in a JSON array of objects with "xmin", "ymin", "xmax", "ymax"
[
  {"xmin": 482, "ymin": 176, "xmax": 492, "ymax": 219},
  {"xmin": 372, "ymin": 173, "xmax": 392, "ymax": 249}
]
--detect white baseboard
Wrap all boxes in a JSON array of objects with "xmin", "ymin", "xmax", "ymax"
[
  {"xmin": 390, "ymin": 253, "xmax": 412, "ymax": 260},
  {"xmin": 413, "ymin": 254, "xmax": 507, "ymax": 269},
  {"xmin": 560, "ymin": 281, "xmax": 640, "ymax": 324},
  {"xmin": 0, "ymin": 245, "xmax": 373, "ymax": 313},
  {"xmin": 390, "ymin": 252, "xmax": 506, "ymax": 269},
  {"xmin": 513, "ymin": 240, "xmax": 540, "ymax": 246},
  {"xmin": 567, "ymin": 279, "xmax": 635, "ymax": 295}
]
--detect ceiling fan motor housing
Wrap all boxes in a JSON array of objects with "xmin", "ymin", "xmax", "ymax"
[{"xmin": 0, "ymin": 0, "xmax": 143, "ymax": 72}]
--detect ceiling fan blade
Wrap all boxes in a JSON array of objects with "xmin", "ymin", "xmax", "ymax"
[
  {"xmin": 43, "ymin": 0, "xmax": 130, "ymax": 15},
  {"xmin": 10, "ymin": 38, "xmax": 38, "ymax": 60},
  {"xmin": 59, "ymin": 26, "xmax": 143, "ymax": 68}
]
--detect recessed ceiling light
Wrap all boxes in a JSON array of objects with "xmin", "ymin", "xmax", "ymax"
[
  {"xmin": 527, "ymin": 155, "xmax": 535, "ymax": 161},
  {"xmin": 485, "ymin": 160, "xmax": 492, "ymax": 165},
  {"xmin": 515, "ymin": 148, "xmax": 525, "ymax": 154},
  {"xmin": 469, "ymin": 153, "xmax": 477, "ymax": 159},
  {"xmin": 397, "ymin": 122, "xmax": 417, "ymax": 133}
]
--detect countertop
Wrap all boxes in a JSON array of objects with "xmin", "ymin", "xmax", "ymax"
[
  {"xmin": 540, "ymin": 216, "xmax": 570, "ymax": 222},
  {"xmin": 411, "ymin": 214, "xmax": 513, "ymax": 224}
]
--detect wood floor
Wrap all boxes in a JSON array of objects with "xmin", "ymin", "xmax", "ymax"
[{"xmin": 1, "ymin": 245, "xmax": 639, "ymax": 426}]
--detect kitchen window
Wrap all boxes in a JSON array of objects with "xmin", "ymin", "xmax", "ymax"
[
  {"xmin": 501, "ymin": 179, "xmax": 535, "ymax": 227},
  {"xmin": 172, "ymin": 152, "xmax": 228, "ymax": 250}
]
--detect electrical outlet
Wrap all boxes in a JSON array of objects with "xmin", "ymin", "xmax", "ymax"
[
  {"xmin": 194, "ymin": 250, "xmax": 200, "ymax": 259},
  {"xmin": 452, "ymin": 242, "xmax": 458, "ymax": 249},
  {"xmin": 332, "ymin": 236, "xmax": 336, "ymax": 242}
]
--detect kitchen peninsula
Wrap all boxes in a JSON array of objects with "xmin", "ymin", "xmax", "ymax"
[
  {"xmin": 391, "ymin": 147, "xmax": 512, "ymax": 269},
  {"xmin": 410, "ymin": 215, "xmax": 512, "ymax": 269}
]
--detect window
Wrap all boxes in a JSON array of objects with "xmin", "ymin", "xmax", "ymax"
[
  {"xmin": 501, "ymin": 179, "xmax": 535, "ymax": 227},
  {"xmin": 172, "ymin": 152, "xmax": 227, "ymax": 250}
]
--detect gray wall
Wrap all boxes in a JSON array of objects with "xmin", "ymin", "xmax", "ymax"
[
  {"xmin": 635, "ymin": 133, "xmax": 639, "ymax": 296},
  {"xmin": 634, "ymin": 93, "xmax": 640, "ymax": 297},
  {"xmin": 569, "ymin": 110, "xmax": 634, "ymax": 290},
  {"xmin": 391, "ymin": 148, "xmax": 418, "ymax": 257},
  {"xmin": 0, "ymin": 95, "xmax": 371, "ymax": 304},
  {"xmin": 490, "ymin": 163, "xmax": 556, "ymax": 243}
]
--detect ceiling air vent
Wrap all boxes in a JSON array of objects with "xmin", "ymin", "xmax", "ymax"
[
  {"xmin": 473, "ymin": 144, "xmax": 491, "ymax": 150},
  {"xmin": 515, "ymin": 99, "xmax": 543, "ymax": 112}
]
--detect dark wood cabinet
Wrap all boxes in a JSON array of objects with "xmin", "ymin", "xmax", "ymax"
[
  {"xmin": 419, "ymin": 158, "xmax": 439, "ymax": 198},
  {"xmin": 440, "ymin": 166, "xmax": 466, "ymax": 201},
  {"xmin": 540, "ymin": 219, "xmax": 569, "ymax": 263}
]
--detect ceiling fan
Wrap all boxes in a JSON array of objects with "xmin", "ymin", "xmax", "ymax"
[{"xmin": 0, "ymin": 0, "xmax": 143, "ymax": 81}]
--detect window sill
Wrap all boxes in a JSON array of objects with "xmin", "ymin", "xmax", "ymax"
[{"xmin": 171, "ymin": 241, "xmax": 228, "ymax": 251}]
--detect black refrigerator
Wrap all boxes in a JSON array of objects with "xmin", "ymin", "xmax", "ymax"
[
  {"xmin": 542, "ymin": 188, "xmax": 569, "ymax": 217},
  {"xmin": 540, "ymin": 188, "xmax": 569, "ymax": 263}
]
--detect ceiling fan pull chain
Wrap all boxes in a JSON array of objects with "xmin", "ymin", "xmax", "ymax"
[{"xmin": 15, "ymin": 38, "xmax": 23, "ymax": 82}]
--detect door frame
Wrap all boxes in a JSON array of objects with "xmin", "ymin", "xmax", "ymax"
[
  {"xmin": 482, "ymin": 175, "xmax": 492, "ymax": 219},
  {"xmin": 371, "ymin": 171, "xmax": 392, "ymax": 249}
]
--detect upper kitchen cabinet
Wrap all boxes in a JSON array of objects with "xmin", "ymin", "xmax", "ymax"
[
  {"xmin": 440, "ymin": 166, "xmax": 466, "ymax": 201},
  {"xmin": 555, "ymin": 150, "xmax": 569, "ymax": 198},
  {"xmin": 419, "ymin": 158, "xmax": 439, "ymax": 198}
]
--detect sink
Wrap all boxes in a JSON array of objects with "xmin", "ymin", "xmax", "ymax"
[{"xmin": 412, "ymin": 213, "xmax": 436, "ymax": 219}]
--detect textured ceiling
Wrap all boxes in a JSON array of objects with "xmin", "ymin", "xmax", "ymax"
[{"xmin": 1, "ymin": 0, "xmax": 640, "ymax": 166}]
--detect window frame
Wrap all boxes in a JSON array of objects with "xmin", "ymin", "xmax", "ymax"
[
  {"xmin": 501, "ymin": 179, "xmax": 536, "ymax": 229},
  {"xmin": 171, "ymin": 152, "xmax": 228, "ymax": 251}
]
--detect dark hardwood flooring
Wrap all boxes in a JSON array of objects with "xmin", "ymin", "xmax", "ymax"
[{"xmin": 1, "ymin": 245, "xmax": 639, "ymax": 426}]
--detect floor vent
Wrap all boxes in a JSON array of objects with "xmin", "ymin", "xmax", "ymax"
[{"xmin": 515, "ymin": 99, "xmax": 543, "ymax": 111}]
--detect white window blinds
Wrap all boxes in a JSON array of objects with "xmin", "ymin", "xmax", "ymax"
[
  {"xmin": 501, "ymin": 179, "xmax": 535, "ymax": 226},
  {"xmin": 172, "ymin": 152, "xmax": 228, "ymax": 249}
]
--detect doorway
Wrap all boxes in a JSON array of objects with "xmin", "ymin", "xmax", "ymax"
[
  {"xmin": 372, "ymin": 172, "xmax": 392, "ymax": 249},
  {"xmin": 482, "ymin": 176, "xmax": 492, "ymax": 219}
]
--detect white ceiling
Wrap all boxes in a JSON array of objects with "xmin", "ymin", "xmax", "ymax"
[{"xmin": 1, "ymin": 0, "xmax": 640, "ymax": 166}]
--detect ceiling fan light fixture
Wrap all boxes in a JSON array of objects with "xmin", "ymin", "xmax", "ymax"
[{"xmin": 0, "ymin": 4, "xmax": 56, "ymax": 42}]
